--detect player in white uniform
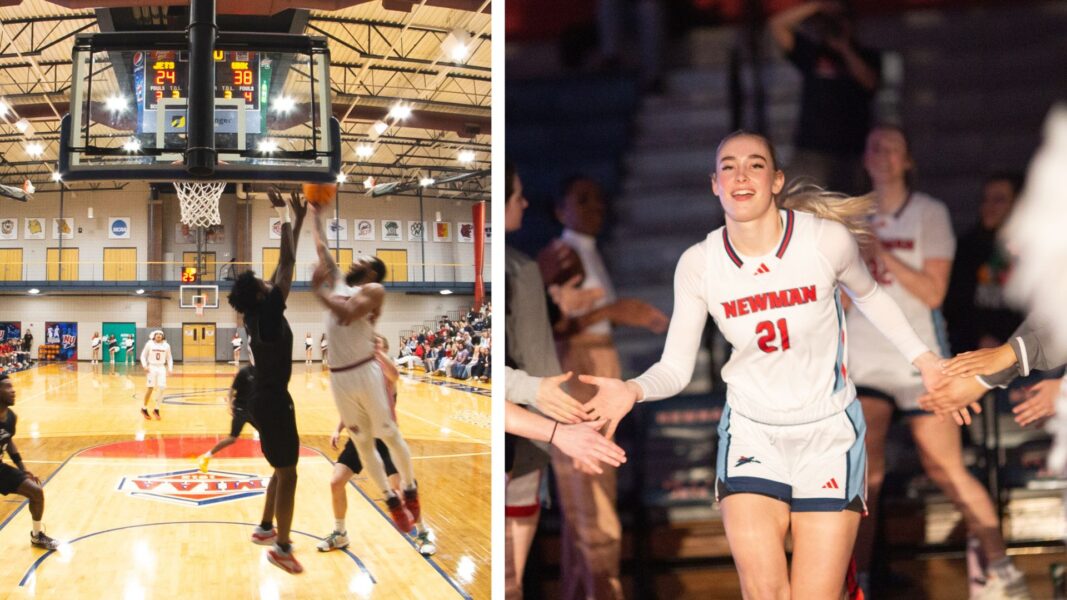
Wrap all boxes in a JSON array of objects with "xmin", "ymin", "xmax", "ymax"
[
  {"xmin": 307, "ymin": 202, "xmax": 430, "ymax": 550},
  {"xmin": 847, "ymin": 125, "xmax": 1030, "ymax": 598},
  {"xmin": 140, "ymin": 330, "xmax": 172, "ymax": 420},
  {"xmin": 231, "ymin": 331, "xmax": 242, "ymax": 365},
  {"xmin": 580, "ymin": 132, "xmax": 945, "ymax": 599}
]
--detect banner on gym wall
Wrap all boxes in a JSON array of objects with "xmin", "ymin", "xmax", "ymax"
[
  {"xmin": 0, "ymin": 322, "xmax": 20, "ymax": 344},
  {"xmin": 45, "ymin": 321, "xmax": 78, "ymax": 361}
]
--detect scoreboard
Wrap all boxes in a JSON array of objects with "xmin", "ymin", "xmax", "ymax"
[{"xmin": 134, "ymin": 49, "xmax": 269, "ymax": 136}]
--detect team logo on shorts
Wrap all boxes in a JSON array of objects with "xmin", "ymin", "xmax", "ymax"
[
  {"xmin": 735, "ymin": 456, "xmax": 761, "ymax": 467},
  {"xmin": 117, "ymin": 469, "xmax": 270, "ymax": 507}
]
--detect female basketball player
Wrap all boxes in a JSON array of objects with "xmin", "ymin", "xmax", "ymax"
[
  {"xmin": 847, "ymin": 125, "xmax": 1029, "ymax": 598},
  {"xmin": 580, "ymin": 131, "xmax": 945, "ymax": 599},
  {"xmin": 304, "ymin": 332, "xmax": 314, "ymax": 365},
  {"xmin": 231, "ymin": 331, "xmax": 242, "ymax": 365}
]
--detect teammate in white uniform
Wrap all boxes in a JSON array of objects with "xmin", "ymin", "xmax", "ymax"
[
  {"xmin": 847, "ymin": 125, "xmax": 1030, "ymax": 598},
  {"xmin": 307, "ymin": 202, "xmax": 430, "ymax": 550},
  {"xmin": 580, "ymin": 131, "xmax": 945, "ymax": 599},
  {"xmin": 140, "ymin": 330, "xmax": 172, "ymax": 420}
]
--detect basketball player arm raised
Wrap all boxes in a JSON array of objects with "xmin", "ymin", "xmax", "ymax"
[
  {"xmin": 581, "ymin": 244, "xmax": 710, "ymax": 438},
  {"xmin": 266, "ymin": 188, "xmax": 308, "ymax": 300},
  {"xmin": 307, "ymin": 203, "xmax": 342, "ymax": 283},
  {"xmin": 314, "ymin": 282, "xmax": 385, "ymax": 326}
]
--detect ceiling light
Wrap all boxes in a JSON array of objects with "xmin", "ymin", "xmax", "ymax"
[
  {"xmin": 122, "ymin": 138, "xmax": 141, "ymax": 152},
  {"xmin": 442, "ymin": 28, "xmax": 472, "ymax": 62},
  {"xmin": 336, "ymin": 172, "xmax": 348, "ymax": 184},
  {"xmin": 420, "ymin": 177, "xmax": 435, "ymax": 187},
  {"xmin": 136, "ymin": 289, "xmax": 145, "ymax": 295},
  {"xmin": 51, "ymin": 171, "xmax": 62, "ymax": 181},
  {"xmin": 0, "ymin": 99, "xmax": 9, "ymax": 116},
  {"xmin": 439, "ymin": 289, "xmax": 452, "ymax": 295},
  {"xmin": 457, "ymin": 150, "xmax": 475, "ymax": 163},
  {"xmin": 24, "ymin": 142, "xmax": 43, "ymax": 157},
  {"xmin": 272, "ymin": 96, "xmax": 296, "ymax": 113},
  {"xmin": 373, "ymin": 120, "xmax": 389, "ymax": 134},
  {"xmin": 105, "ymin": 96, "xmax": 127, "ymax": 112},
  {"xmin": 388, "ymin": 104, "xmax": 411, "ymax": 120},
  {"xmin": 363, "ymin": 176, "xmax": 375, "ymax": 189},
  {"xmin": 257, "ymin": 139, "xmax": 278, "ymax": 153},
  {"xmin": 355, "ymin": 145, "xmax": 374, "ymax": 158},
  {"xmin": 15, "ymin": 118, "xmax": 33, "ymax": 136},
  {"xmin": 28, "ymin": 288, "xmax": 39, "ymax": 295}
]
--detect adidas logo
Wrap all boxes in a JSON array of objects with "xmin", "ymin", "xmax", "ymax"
[
  {"xmin": 822, "ymin": 478, "xmax": 840, "ymax": 490},
  {"xmin": 755, "ymin": 263, "xmax": 770, "ymax": 275}
]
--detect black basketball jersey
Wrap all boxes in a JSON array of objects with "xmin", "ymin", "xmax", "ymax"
[
  {"xmin": 0, "ymin": 410, "xmax": 16, "ymax": 463},
  {"xmin": 245, "ymin": 285, "xmax": 293, "ymax": 389},
  {"xmin": 231, "ymin": 366, "xmax": 255, "ymax": 411}
]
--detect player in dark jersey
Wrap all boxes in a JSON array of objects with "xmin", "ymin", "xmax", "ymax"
[
  {"xmin": 0, "ymin": 374, "xmax": 60, "ymax": 550},
  {"xmin": 197, "ymin": 365, "xmax": 255, "ymax": 473},
  {"xmin": 227, "ymin": 188, "xmax": 307, "ymax": 574}
]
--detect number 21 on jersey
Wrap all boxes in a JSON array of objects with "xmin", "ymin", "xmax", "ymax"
[{"xmin": 756, "ymin": 319, "xmax": 790, "ymax": 353}]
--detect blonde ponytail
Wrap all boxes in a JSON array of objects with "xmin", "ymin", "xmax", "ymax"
[{"xmin": 778, "ymin": 181, "xmax": 877, "ymax": 255}]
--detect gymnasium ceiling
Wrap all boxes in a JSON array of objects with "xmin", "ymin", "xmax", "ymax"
[{"xmin": 0, "ymin": 0, "xmax": 491, "ymax": 200}]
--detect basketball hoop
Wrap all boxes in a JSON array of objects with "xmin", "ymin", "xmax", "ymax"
[
  {"xmin": 192, "ymin": 295, "xmax": 206, "ymax": 316},
  {"xmin": 176, "ymin": 181, "xmax": 225, "ymax": 228}
]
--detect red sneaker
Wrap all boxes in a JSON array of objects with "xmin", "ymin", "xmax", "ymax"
[
  {"xmin": 251, "ymin": 526, "xmax": 277, "ymax": 546},
  {"xmin": 267, "ymin": 545, "xmax": 304, "ymax": 574},
  {"xmin": 141, "ymin": 408, "xmax": 151, "ymax": 420},
  {"xmin": 403, "ymin": 487, "xmax": 421, "ymax": 523},
  {"xmin": 386, "ymin": 495, "xmax": 413, "ymax": 532},
  {"xmin": 152, "ymin": 409, "xmax": 161, "ymax": 420}
]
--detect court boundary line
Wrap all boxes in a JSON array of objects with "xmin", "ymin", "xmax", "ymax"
[
  {"xmin": 308, "ymin": 446, "xmax": 475, "ymax": 600},
  {"xmin": 16, "ymin": 520, "xmax": 375, "ymax": 587}
]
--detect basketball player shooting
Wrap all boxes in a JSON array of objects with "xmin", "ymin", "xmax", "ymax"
[{"xmin": 307, "ymin": 202, "xmax": 428, "ymax": 542}]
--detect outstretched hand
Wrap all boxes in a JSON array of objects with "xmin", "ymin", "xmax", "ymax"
[
  {"xmin": 579, "ymin": 375, "xmax": 640, "ymax": 439},
  {"xmin": 532, "ymin": 372, "xmax": 588, "ymax": 424},
  {"xmin": 1013, "ymin": 378, "xmax": 1061, "ymax": 428},
  {"xmin": 939, "ymin": 344, "xmax": 1017, "ymax": 378},
  {"xmin": 551, "ymin": 419, "xmax": 627, "ymax": 475},
  {"xmin": 916, "ymin": 374, "xmax": 986, "ymax": 426},
  {"xmin": 288, "ymin": 191, "xmax": 307, "ymax": 223}
]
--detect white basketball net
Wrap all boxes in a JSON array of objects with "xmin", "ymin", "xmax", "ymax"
[{"xmin": 176, "ymin": 181, "xmax": 226, "ymax": 227}]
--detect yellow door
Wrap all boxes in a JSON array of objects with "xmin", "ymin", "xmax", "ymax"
[
  {"xmin": 183, "ymin": 251, "xmax": 217, "ymax": 282},
  {"xmin": 181, "ymin": 324, "xmax": 216, "ymax": 362},
  {"xmin": 46, "ymin": 248, "xmax": 79, "ymax": 280},
  {"xmin": 376, "ymin": 249, "xmax": 407, "ymax": 282},
  {"xmin": 261, "ymin": 248, "xmax": 280, "ymax": 280},
  {"xmin": 103, "ymin": 248, "xmax": 137, "ymax": 281},
  {"xmin": 0, "ymin": 248, "xmax": 22, "ymax": 281}
]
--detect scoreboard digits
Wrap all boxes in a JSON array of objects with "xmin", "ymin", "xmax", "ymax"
[{"xmin": 145, "ymin": 50, "xmax": 259, "ymax": 110}]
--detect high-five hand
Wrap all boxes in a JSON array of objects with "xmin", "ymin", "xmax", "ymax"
[{"xmin": 578, "ymin": 375, "xmax": 641, "ymax": 439}]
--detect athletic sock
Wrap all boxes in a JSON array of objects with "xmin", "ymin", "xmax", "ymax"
[
  {"xmin": 276, "ymin": 542, "xmax": 291, "ymax": 553},
  {"xmin": 260, "ymin": 521, "xmax": 273, "ymax": 531},
  {"xmin": 335, "ymin": 519, "xmax": 346, "ymax": 533},
  {"xmin": 414, "ymin": 523, "xmax": 426, "ymax": 536},
  {"xmin": 204, "ymin": 451, "xmax": 213, "ymax": 458},
  {"xmin": 32, "ymin": 520, "xmax": 42, "ymax": 534}
]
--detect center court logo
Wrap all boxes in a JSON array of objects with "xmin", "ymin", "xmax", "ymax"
[{"xmin": 117, "ymin": 469, "xmax": 270, "ymax": 507}]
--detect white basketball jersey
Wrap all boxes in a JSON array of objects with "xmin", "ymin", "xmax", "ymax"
[
  {"xmin": 847, "ymin": 193, "xmax": 955, "ymax": 388},
  {"xmin": 324, "ymin": 282, "xmax": 376, "ymax": 368},
  {"xmin": 143, "ymin": 341, "xmax": 171, "ymax": 367},
  {"xmin": 704, "ymin": 209, "xmax": 853, "ymax": 425}
]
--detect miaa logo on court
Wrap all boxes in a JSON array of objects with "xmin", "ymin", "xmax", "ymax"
[{"xmin": 117, "ymin": 469, "xmax": 270, "ymax": 507}]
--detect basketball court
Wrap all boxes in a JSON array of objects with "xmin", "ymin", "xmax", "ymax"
[{"xmin": 0, "ymin": 0, "xmax": 492, "ymax": 597}]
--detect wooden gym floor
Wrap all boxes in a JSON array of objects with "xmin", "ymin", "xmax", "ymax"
[{"xmin": 0, "ymin": 361, "xmax": 490, "ymax": 599}]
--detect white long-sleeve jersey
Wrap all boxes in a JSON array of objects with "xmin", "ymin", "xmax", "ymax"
[
  {"xmin": 632, "ymin": 209, "xmax": 930, "ymax": 426},
  {"xmin": 141, "ymin": 340, "xmax": 173, "ymax": 370}
]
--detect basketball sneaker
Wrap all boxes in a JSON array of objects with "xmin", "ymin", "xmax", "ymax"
[
  {"xmin": 316, "ymin": 530, "xmax": 349, "ymax": 552},
  {"xmin": 197, "ymin": 454, "xmax": 210, "ymax": 473},
  {"xmin": 386, "ymin": 495, "xmax": 413, "ymax": 532},
  {"xmin": 975, "ymin": 569, "xmax": 1032, "ymax": 599},
  {"xmin": 403, "ymin": 486, "xmax": 421, "ymax": 523},
  {"xmin": 153, "ymin": 409, "xmax": 161, "ymax": 420},
  {"xmin": 141, "ymin": 408, "xmax": 151, "ymax": 420},
  {"xmin": 30, "ymin": 531, "xmax": 60, "ymax": 550},
  {"xmin": 414, "ymin": 530, "xmax": 436, "ymax": 556},
  {"xmin": 266, "ymin": 544, "xmax": 304, "ymax": 574},
  {"xmin": 251, "ymin": 525, "xmax": 277, "ymax": 546}
]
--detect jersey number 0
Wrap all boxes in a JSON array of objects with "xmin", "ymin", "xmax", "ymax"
[{"xmin": 756, "ymin": 319, "xmax": 791, "ymax": 353}]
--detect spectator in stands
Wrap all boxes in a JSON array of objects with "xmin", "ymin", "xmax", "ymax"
[
  {"xmin": 770, "ymin": 1, "xmax": 882, "ymax": 195},
  {"xmin": 943, "ymin": 172, "xmax": 1026, "ymax": 354},
  {"xmin": 538, "ymin": 175, "xmax": 668, "ymax": 600},
  {"xmin": 20, "ymin": 330, "xmax": 31, "ymax": 354}
]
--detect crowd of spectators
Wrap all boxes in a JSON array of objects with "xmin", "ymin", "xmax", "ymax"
[
  {"xmin": 396, "ymin": 302, "xmax": 491, "ymax": 383},
  {"xmin": 0, "ymin": 338, "xmax": 32, "ymax": 374}
]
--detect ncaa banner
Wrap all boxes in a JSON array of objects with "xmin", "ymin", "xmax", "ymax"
[{"xmin": 109, "ymin": 217, "xmax": 131, "ymax": 239}]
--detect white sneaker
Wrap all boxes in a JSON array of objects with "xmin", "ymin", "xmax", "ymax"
[
  {"xmin": 973, "ymin": 569, "xmax": 1032, "ymax": 600},
  {"xmin": 316, "ymin": 530, "xmax": 349, "ymax": 552},
  {"xmin": 414, "ymin": 530, "xmax": 436, "ymax": 556},
  {"xmin": 251, "ymin": 526, "xmax": 277, "ymax": 546}
]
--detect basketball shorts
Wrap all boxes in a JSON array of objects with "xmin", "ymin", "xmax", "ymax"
[
  {"xmin": 330, "ymin": 361, "xmax": 394, "ymax": 436},
  {"xmin": 250, "ymin": 390, "xmax": 299, "ymax": 468},
  {"xmin": 146, "ymin": 366, "xmax": 167, "ymax": 389},
  {"xmin": 229, "ymin": 407, "xmax": 251, "ymax": 438},
  {"xmin": 0, "ymin": 462, "xmax": 28, "ymax": 495},
  {"xmin": 337, "ymin": 438, "xmax": 397, "ymax": 476},
  {"xmin": 505, "ymin": 468, "xmax": 542, "ymax": 518},
  {"xmin": 716, "ymin": 399, "xmax": 867, "ymax": 513}
]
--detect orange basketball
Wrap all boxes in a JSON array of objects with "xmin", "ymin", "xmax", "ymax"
[{"xmin": 302, "ymin": 182, "xmax": 337, "ymax": 205}]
